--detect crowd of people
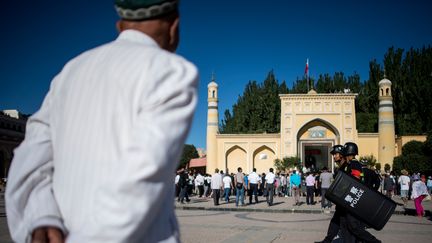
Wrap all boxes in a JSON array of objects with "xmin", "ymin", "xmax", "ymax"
[
  {"xmin": 175, "ymin": 165, "xmax": 431, "ymax": 212},
  {"xmin": 175, "ymin": 142, "xmax": 431, "ymax": 243},
  {"xmin": 175, "ymin": 165, "xmax": 354, "ymax": 209}
]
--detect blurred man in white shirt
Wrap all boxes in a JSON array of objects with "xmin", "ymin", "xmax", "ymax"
[
  {"xmin": 6, "ymin": 1, "xmax": 197, "ymax": 242},
  {"xmin": 248, "ymin": 168, "xmax": 261, "ymax": 204},
  {"xmin": 265, "ymin": 168, "xmax": 276, "ymax": 206}
]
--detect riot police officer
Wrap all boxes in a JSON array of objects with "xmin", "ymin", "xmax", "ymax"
[
  {"xmin": 316, "ymin": 143, "xmax": 381, "ymax": 243},
  {"xmin": 315, "ymin": 144, "xmax": 348, "ymax": 243},
  {"xmin": 342, "ymin": 142, "xmax": 381, "ymax": 243}
]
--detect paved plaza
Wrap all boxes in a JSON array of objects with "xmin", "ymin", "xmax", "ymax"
[
  {"xmin": 1, "ymin": 192, "xmax": 431, "ymax": 242},
  {"xmin": 175, "ymin": 193, "xmax": 432, "ymax": 215},
  {"xmin": 175, "ymin": 194, "xmax": 431, "ymax": 242},
  {"xmin": 177, "ymin": 210, "xmax": 431, "ymax": 243}
]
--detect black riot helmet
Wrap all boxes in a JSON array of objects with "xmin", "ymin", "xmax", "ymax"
[
  {"xmin": 344, "ymin": 142, "xmax": 358, "ymax": 156},
  {"xmin": 330, "ymin": 145, "xmax": 344, "ymax": 155}
]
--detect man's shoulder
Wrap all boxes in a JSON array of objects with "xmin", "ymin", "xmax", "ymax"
[{"xmin": 349, "ymin": 159, "xmax": 362, "ymax": 169}]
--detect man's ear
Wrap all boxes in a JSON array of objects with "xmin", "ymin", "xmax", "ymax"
[
  {"xmin": 168, "ymin": 16, "xmax": 180, "ymax": 52},
  {"xmin": 116, "ymin": 20, "xmax": 123, "ymax": 33}
]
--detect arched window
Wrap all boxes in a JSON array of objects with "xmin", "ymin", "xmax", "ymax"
[
  {"xmin": 386, "ymin": 88, "xmax": 389, "ymax": 96},
  {"xmin": 380, "ymin": 89, "xmax": 383, "ymax": 96},
  {"xmin": 212, "ymin": 90, "xmax": 215, "ymax": 98}
]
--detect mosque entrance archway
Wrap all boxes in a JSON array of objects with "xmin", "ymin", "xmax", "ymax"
[
  {"xmin": 297, "ymin": 119, "xmax": 340, "ymax": 172},
  {"xmin": 301, "ymin": 142, "xmax": 333, "ymax": 172}
]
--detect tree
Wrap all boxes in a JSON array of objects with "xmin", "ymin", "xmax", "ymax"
[
  {"xmin": 393, "ymin": 154, "xmax": 430, "ymax": 175},
  {"xmin": 422, "ymin": 132, "xmax": 432, "ymax": 157},
  {"xmin": 393, "ymin": 138, "xmax": 432, "ymax": 175},
  {"xmin": 220, "ymin": 71, "xmax": 287, "ymax": 134},
  {"xmin": 178, "ymin": 144, "xmax": 199, "ymax": 169},
  {"xmin": 402, "ymin": 140, "xmax": 424, "ymax": 156},
  {"xmin": 274, "ymin": 156, "xmax": 301, "ymax": 172},
  {"xmin": 273, "ymin": 158, "xmax": 286, "ymax": 172}
]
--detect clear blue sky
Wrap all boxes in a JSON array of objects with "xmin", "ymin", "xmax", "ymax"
[{"xmin": 1, "ymin": 0, "xmax": 431, "ymax": 150}]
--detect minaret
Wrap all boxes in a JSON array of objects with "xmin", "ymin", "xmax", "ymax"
[
  {"xmin": 378, "ymin": 77, "xmax": 396, "ymax": 169},
  {"xmin": 206, "ymin": 74, "xmax": 219, "ymax": 174}
]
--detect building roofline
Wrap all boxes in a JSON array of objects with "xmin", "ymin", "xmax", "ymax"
[{"xmin": 279, "ymin": 93, "xmax": 358, "ymax": 98}]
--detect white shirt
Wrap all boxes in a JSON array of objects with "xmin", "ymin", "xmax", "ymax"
[
  {"xmin": 265, "ymin": 172, "xmax": 276, "ymax": 184},
  {"xmin": 5, "ymin": 30, "xmax": 198, "ymax": 243},
  {"xmin": 211, "ymin": 173, "xmax": 223, "ymax": 189},
  {"xmin": 306, "ymin": 175, "xmax": 316, "ymax": 186},
  {"xmin": 398, "ymin": 175, "xmax": 411, "ymax": 191},
  {"xmin": 205, "ymin": 176, "xmax": 211, "ymax": 186},
  {"xmin": 175, "ymin": 174, "xmax": 180, "ymax": 185},
  {"xmin": 248, "ymin": 172, "xmax": 261, "ymax": 184},
  {"xmin": 411, "ymin": 180, "xmax": 428, "ymax": 199},
  {"xmin": 223, "ymin": 176, "xmax": 232, "ymax": 189},
  {"xmin": 195, "ymin": 174, "xmax": 204, "ymax": 186}
]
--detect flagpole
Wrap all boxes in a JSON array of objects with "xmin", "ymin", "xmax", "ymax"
[
  {"xmin": 306, "ymin": 58, "xmax": 311, "ymax": 92},
  {"xmin": 305, "ymin": 58, "xmax": 309, "ymax": 91}
]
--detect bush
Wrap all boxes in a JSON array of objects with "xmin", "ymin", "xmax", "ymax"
[
  {"xmin": 402, "ymin": 140, "xmax": 424, "ymax": 156},
  {"xmin": 393, "ymin": 154, "xmax": 430, "ymax": 175},
  {"xmin": 274, "ymin": 156, "xmax": 300, "ymax": 172}
]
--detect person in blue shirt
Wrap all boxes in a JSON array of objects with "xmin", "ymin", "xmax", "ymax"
[{"xmin": 290, "ymin": 171, "xmax": 301, "ymax": 206}]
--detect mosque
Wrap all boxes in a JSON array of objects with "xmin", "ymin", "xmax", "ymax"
[{"xmin": 204, "ymin": 77, "xmax": 426, "ymax": 174}]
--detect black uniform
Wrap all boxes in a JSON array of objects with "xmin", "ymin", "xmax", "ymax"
[
  {"xmin": 342, "ymin": 159, "xmax": 381, "ymax": 243},
  {"xmin": 318, "ymin": 162, "xmax": 350, "ymax": 243},
  {"xmin": 318, "ymin": 160, "xmax": 381, "ymax": 243},
  {"xmin": 362, "ymin": 167, "xmax": 381, "ymax": 191}
]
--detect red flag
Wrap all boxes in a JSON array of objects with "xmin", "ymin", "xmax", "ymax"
[{"xmin": 304, "ymin": 58, "xmax": 309, "ymax": 76}]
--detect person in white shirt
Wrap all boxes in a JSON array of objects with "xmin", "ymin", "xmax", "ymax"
[
  {"xmin": 203, "ymin": 174, "xmax": 211, "ymax": 197},
  {"xmin": 222, "ymin": 174, "xmax": 233, "ymax": 203},
  {"xmin": 398, "ymin": 169, "xmax": 411, "ymax": 207},
  {"xmin": 248, "ymin": 168, "xmax": 261, "ymax": 204},
  {"xmin": 265, "ymin": 168, "xmax": 276, "ymax": 206},
  {"xmin": 195, "ymin": 173, "xmax": 205, "ymax": 197},
  {"xmin": 411, "ymin": 174, "xmax": 429, "ymax": 218},
  {"xmin": 5, "ymin": 1, "xmax": 198, "ymax": 242},
  {"xmin": 211, "ymin": 168, "xmax": 223, "ymax": 206},
  {"xmin": 305, "ymin": 173, "xmax": 316, "ymax": 205}
]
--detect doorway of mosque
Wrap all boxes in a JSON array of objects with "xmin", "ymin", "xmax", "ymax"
[{"xmin": 301, "ymin": 142, "xmax": 332, "ymax": 172}]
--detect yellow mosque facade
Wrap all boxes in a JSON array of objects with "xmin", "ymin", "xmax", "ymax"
[{"xmin": 205, "ymin": 78, "xmax": 426, "ymax": 174}]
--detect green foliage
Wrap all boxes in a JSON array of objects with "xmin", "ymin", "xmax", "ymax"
[
  {"xmin": 274, "ymin": 156, "xmax": 301, "ymax": 172},
  {"xmin": 402, "ymin": 140, "xmax": 424, "ymax": 156},
  {"xmin": 423, "ymin": 132, "xmax": 432, "ymax": 157},
  {"xmin": 178, "ymin": 144, "xmax": 199, "ymax": 169},
  {"xmin": 393, "ymin": 138, "xmax": 432, "ymax": 175},
  {"xmin": 273, "ymin": 158, "xmax": 285, "ymax": 172},
  {"xmin": 393, "ymin": 154, "xmax": 430, "ymax": 175},
  {"xmin": 220, "ymin": 70, "xmax": 284, "ymax": 134}
]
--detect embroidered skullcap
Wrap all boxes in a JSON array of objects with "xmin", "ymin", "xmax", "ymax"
[{"xmin": 115, "ymin": 0, "xmax": 178, "ymax": 21}]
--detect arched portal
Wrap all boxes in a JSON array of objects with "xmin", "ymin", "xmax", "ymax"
[
  {"xmin": 225, "ymin": 145, "xmax": 247, "ymax": 174},
  {"xmin": 297, "ymin": 118, "xmax": 340, "ymax": 172},
  {"xmin": 253, "ymin": 145, "xmax": 276, "ymax": 174}
]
